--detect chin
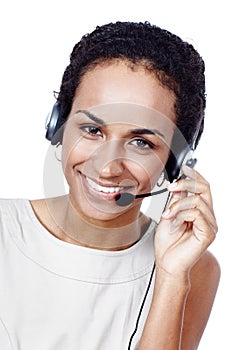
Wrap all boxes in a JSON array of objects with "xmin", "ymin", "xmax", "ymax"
[{"xmin": 69, "ymin": 192, "xmax": 137, "ymax": 224}]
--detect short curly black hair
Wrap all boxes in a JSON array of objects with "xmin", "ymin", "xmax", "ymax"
[{"xmin": 57, "ymin": 21, "xmax": 206, "ymax": 147}]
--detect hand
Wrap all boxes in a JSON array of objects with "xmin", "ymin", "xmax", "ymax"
[{"xmin": 154, "ymin": 165, "xmax": 218, "ymax": 278}]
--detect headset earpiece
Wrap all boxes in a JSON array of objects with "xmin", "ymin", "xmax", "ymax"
[
  {"xmin": 165, "ymin": 118, "xmax": 202, "ymax": 182},
  {"xmin": 45, "ymin": 102, "xmax": 61, "ymax": 143},
  {"xmin": 45, "ymin": 101, "xmax": 71, "ymax": 145}
]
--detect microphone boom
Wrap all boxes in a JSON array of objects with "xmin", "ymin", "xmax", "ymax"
[{"xmin": 115, "ymin": 187, "xmax": 168, "ymax": 207}]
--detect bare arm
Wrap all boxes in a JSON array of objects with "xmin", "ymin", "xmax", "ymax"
[
  {"xmin": 181, "ymin": 251, "xmax": 220, "ymax": 349},
  {"xmin": 138, "ymin": 166, "xmax": 220, "ymax": 349},
  {"xmin": 139, "ymin": 269, "xmax": 190, "ymax": 349}
]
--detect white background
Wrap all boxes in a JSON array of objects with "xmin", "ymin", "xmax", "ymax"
[{"xmin": 0, "ymin": 0, "xmax": 239, "ymax": 348}]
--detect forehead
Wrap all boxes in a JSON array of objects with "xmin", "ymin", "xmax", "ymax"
[{"xmin": 71, "ymin": 61, "xmax": 176, "ymax": 123}]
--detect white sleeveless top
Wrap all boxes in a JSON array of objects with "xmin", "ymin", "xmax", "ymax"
[{"xmin": 0, "ymin": 199, "xmax": 157, "ymax": 350}]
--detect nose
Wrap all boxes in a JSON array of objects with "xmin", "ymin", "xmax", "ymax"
[
  {"xmin": 99, "ymin": 159, "xmax": 124, "ymax": 178},
  {"xmin": 92, "ymin": 141, "xmax": 125, "ymax": 179}
]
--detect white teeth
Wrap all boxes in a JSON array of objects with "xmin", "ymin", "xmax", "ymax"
[{"xmin": 86, "ymin": 176, "xmax": 122, "ymax": 193}]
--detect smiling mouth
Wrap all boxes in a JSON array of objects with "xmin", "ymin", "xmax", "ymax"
[{"xmin": 85, "ymin": 175, "xmax": 134, "ymax": 194}]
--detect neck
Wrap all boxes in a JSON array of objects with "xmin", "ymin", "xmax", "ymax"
[{"xmin": 44, "ymin": 195, "xmax": 151, "ymax": 251}]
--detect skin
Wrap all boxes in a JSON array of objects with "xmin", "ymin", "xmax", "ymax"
[
  {"xmin": 31, "ymin": 60, "xmax": 220, "ymax": 348},
  {"xmin": 139, "ymin": 166, "xmax": 220, "ymax": 349}
]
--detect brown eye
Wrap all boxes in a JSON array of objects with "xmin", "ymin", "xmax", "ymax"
[{"xmin": 80, "ymin": 125, "xmax": 102, "ymax": 136}]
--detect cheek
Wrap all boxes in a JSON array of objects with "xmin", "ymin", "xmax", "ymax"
[
  {"xmin": 61, "ymin": 126, "xmax": 95, "ymax": 172},
  {"xmin": 129, "ymin": 159, "xmax": 164, "ymax": 190},
  {"xmin": 137, "ymin": 151, "xmax": 169, "ymax": 186},
  {"xmin": 61, "ymin": 140, "xmax": 88, "ymax": 177}
]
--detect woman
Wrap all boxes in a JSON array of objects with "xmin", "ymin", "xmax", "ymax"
[{"xmin": 0, "ymin": 21, "xmax": 220, "ymax": 349}]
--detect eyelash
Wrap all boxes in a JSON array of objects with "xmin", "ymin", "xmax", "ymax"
[
  {"xmin": 129, "ymin": 139, "xmax": 154, "ymax": 149},
  {"xmin": 80, "ymin": 125, "xmax": 155, "ymax": 150},
  {"xmin": 80, "ymin": 125, "xmax": 102, "ymax": 136}
]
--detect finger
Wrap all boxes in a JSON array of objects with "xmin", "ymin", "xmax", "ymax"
[
  {"xmin": 170, "ymin": 208, "xmax": 218, "ymax": 242},
  {"xmin": 167, "ymin": 190, "xmax": 187, "ymax": 207},
  {"xmin": 168, "ymin": 166, "xmax": 213, "ymax": 208},
  {"xmin": 182, "ymin": 165, "xmax": 208, "ymax": 183},
  {"xmin": 164, "ymin": 191, "xmax": 187, "ymax": 218},
  {"xmin": 162, "ymin": 194, "xmax": 216, "ymax": 228},
  {"xmin": 162, "ymin": 191, "xmax": 186, "ymax": 217}
]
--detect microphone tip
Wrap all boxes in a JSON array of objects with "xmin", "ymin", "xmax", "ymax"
[{"xmin": 115, "ymin": 193, "xmax": 135, "ymax": 206}]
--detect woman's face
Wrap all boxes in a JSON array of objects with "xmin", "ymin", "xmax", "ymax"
[{"xmin": 61, "ymin": 61, "xmax": 176, "ymax": 222}]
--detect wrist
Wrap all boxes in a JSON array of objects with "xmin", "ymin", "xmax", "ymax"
[{"xmin": 155, "ymin": 265, "xmax": 191, "ymax": 291}]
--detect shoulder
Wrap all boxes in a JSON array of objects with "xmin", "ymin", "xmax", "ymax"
[
  {"xmin": 0, "ymin": 198, "xmax": 40, "ymax": 239},
  {"xmin": 188, "ymin": 250, "xmax": 221, "ymax": 311},
  {"xmin": 190, "ymin": 250, "xmax": 221, "ymax": 291},
  {"xmin": 0, "ymin": 198, "xmax": 22, "ymax": 216},
  {"xmin": 0, "ymin": 198, "xmax": 31, "ymax": 228},
  {"xmin": 0, "ymin": 199, "xmax": 29, "ymax": 249},
  {"xmin": 186, "ymin": 250, "xmax": 220, "ymax": 317},
  {"xmin": 0, "ymin": 198, "xmax": 31, "ymax": 218},
  {"xmin": 181, "ymin": 251, "xmax": 220, "ymax": 348}
]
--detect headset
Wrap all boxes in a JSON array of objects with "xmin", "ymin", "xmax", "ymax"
[
  {"xmin": 45, "ymin": 101, "xmax": 202, "ymax": 184},
  {"xmin": 45, "ymin": 102, "xmax": 66, "ymax": 145}
]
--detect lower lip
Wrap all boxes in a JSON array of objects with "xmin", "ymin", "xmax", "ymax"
[{"xmin": 79, "ymin": 172, "xmax": 123, "ymax": 201}]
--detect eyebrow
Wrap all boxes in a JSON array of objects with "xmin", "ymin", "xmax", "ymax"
[
  {"xmin": 76, "ymin": 109, "xmax": 165, "ymax": 139},
  {"xmin": 76, "ymin": 109, "xmax": 106, "ymax": 125},
  {"xmin": 130, "ymin": 128, "xmax": 165, "ymax": 139}
]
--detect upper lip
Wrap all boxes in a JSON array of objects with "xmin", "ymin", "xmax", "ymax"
[
  {"xmin": 89, "ymin": 178, "xmax": 121, "ymax": 188},
  {"xmin": 79, "ymin": 171, "xmax": 135, "ymax": 189}
]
